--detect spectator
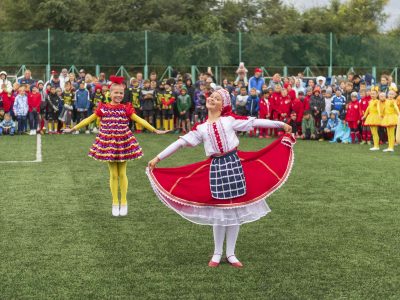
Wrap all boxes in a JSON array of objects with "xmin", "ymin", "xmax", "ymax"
[
  {"xmin": 324, "ymin": 88, "xmax": 333, "ymax": 114},
  {"xmin": 268, "ymin": 73, "xmax": 282, "ymax": 90},
  {"xmin": 136, "ymin": 72, "xmax": 144, "ymax": 88},
  {"xmin": 0, "ymin": 71, "xmax": 12, "ymax": 93},
  {"xmin": 28, "ymin": 86, "xmax": 41, "ymax": 135},
  {"xmin": 74, "ymin": 81, "xmax": 90, "ymax": 134},
  {"xmin": 177, "ymin": 87, "xmax": 191, "ymax": 133},
  {"xmin": 13, "ymin": 86, "xmax": 29, "ymax": 134},
  {"xmin": 310, "ymin": 87, "xmax": 324, "ymax": 128},
  {"xmin": 77, "ymin": 69, "xmax": 86, "ymax": 83},
  {"xmin": 59, "ymin": 68, "xmax": 69, "ymax": 91},
  {"xmin": 0, "ymin": 112, "xmax": 15, "ymax": 136},
  {"xmin": 98, "ymin": 72, "xmax": 107, "ymax": 84},
  {"xmin": 235, "ymin": 62, "xmax": 248, "ymax": 87},
  {"xmin": 140, "ymin": 79, "xmax": 156, "ymax": 128},
  {"xmin": 318, "ymin": 112, "xmax": 329, "ymax": 141},
  {"xmin": 248, "ymin": 68, "xmax": 265, "ymax": 95},
  {"xmin": 301, "ymin": 111, "xmax": 316, "ymax": 140},
  {"xmin": 18, "ymin": 70, "xmax": 35, "ymax": 87},
  {"xmin": 246, "ymin": 87, "xmax": 259, "ymax": 137}
]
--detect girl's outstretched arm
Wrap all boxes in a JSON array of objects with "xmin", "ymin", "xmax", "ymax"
[
  {"xmin": 64, "ymin": 113, "xmax": 98, "ymax": 133},
  {"xmin": 130, "ymin": 113, "xmax": 168, "ymax": 134},
  {"xmin": 148, "ymin": 139, "xmax": 189, "ymax": 170}
]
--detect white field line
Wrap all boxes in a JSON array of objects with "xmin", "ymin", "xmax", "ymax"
[{"xmin": 0, "ymin": 134, "xmax": 42, "ymax": 163}]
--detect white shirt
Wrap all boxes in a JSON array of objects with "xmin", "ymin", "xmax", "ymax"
[{"xmin": 158, "ymin": 116, "xmax": 285, "ymax": 159}]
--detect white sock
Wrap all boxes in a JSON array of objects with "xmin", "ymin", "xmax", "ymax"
[
  {"xmin": 226, "ymin": 225, "xmax": 240, "ymax": 263},
  {"xmin": 212, "ymin": 225, "xmax": 226, "ymax": 263}
]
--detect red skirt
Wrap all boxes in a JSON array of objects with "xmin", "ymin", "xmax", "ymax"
[{"xmin": 146, "ymin": 134, "xmax": 296, "ymax": 226}]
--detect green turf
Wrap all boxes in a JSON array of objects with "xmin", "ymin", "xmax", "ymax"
[
  {"xmin": 0, "ymin": 135, "xmax": 37, "ymax": 161},
  {"xmin": 0, "ymin": 134, "xmax": 399, "ymax": 299}
]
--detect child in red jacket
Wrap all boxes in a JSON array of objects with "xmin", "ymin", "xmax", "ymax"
[
  {"xmin": 277, "ymin": 88, "xmax": 292, "ymax": 136},
  {"xmin": 269, "ymin": 84, "xmax": 283, "ymax": 136},
  {"xmin": 278, "ymin": 88, "xmax": 292, "ymax": 121},
  {"xmin": 359, "ymin": 88, "xmax": 371, "ymax": 144},
  {"xmin": 258, "ymin": 91, "xmax": 271, "ymax": 138},
  {"xmin": 345, "ymin": 92, "xmax": 362, "ymax": 143},
  {"xmin": 28, "ymin": 86, "xmax": 42, "ymax": 135},
  {"xmin": 291, "ymin": 91, "xmax": 305, "ymax": 136}
]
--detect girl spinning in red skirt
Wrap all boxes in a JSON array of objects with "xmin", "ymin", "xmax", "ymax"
[{"xmin": 147, "ymin": 86, "xmax": 294, "ymax": 268}]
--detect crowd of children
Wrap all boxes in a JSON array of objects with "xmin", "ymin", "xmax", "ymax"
[{"xmin": 0, "ymin": 65, "xmax": 399, "ymax": 152}]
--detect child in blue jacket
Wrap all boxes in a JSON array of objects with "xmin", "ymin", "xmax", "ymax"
[
  {"xmin": 246, "ymin": 87, "xmax": 260, "ymax": 137},
  {"xmin": 74, "ymin": 81, "xmax": 91, "ymax": 134}
]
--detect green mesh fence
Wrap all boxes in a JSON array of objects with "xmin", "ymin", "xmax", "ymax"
[{"xmin": 1, "ymin": 30, "xmax": 400, "ymax": 81}]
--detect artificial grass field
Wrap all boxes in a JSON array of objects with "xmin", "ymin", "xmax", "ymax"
[{"xmin": 1, "ymin": 133, "xmax": 399, "ymax": 299}]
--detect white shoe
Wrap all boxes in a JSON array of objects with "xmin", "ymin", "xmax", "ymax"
[
  {"xmin": 85, "ymin": 130, "xmax": 90, "ymax": 134},
  {"xmin": 383, "ymin": 148, "xmax": 394, "ymax": 152},
  {"xmin": 29, "ymin": 130, "xmax": 34, "ymax": 135},
  {"xmin": 74, "ymin": 131, "xmax": 80, "ymax": 135},
  {"xmin": 92, "ymin": 127, "xmax": 98, "ymax": 133},
  {"xmin": 369, "ymin": 147, "xmax": 380, "ymax": 151},
  {"xmin": 112, "ymin": 205, "xmax": 119, "ymax": 217},
  {"xmin": 119, "ymin": 205, "xmax": 128, "ymax": 216}
]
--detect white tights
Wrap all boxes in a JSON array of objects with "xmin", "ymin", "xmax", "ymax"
[{"xmin": 211, "ymin": 225, "xmax": 240, "ymax": 263}]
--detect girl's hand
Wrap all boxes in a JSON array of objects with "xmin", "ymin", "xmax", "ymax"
[
  {"xmin": 154, "ymin": 130, "xmax": 170, "ymax": 135},
  {"xmin": 283, "ymin": 124, "xmax": 292, "ymax": 133},
  {"xmin": 63, "ymin": 128, "xmax": 75, "ymax": 134},
  {"xmin": 148, "ymin": 157, "xmax": 160, "ymax": 170}
]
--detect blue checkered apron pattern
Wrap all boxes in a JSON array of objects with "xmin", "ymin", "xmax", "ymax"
[{"xmin": 210, "ymin": 150, "xmax": 246, "ymax": 199}]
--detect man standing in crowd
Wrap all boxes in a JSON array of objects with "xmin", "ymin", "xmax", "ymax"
[{"xmin": 248, "ymin": 68, "xmax": 265, "ymax": 95}]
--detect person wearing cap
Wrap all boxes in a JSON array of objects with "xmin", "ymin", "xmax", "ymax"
[
  {"xmin": 248, "ymin": 67, "xmax": 265, "ymax": 96},
  {"xmin": 77, "ymin": 69, "xmax": 86, "ymax": 83},
  {"xmin": 47, "ymin": 70, "xmax": 61, "ymax": 89},
  {"xmin": 147, "ymin": 86, "xmax": 293, "ymax": 268},
  {"xmin": 0, "ymin": 71, "xmax": 12, "ymax": 94}
]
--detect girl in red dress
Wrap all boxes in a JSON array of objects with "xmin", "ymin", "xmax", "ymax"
[
  {"xmin": 147, "ymin": 87, "xmax": 295, "ymax": 268},
  {"xmin": 65, "ymin": 76, "xmax": 166, "ymax": 217}
]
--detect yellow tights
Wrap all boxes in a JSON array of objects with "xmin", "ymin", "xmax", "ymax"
[
  {"xmin": 108, "ymin": 162, "xmax": 128, "ymax": 206},
  {"xmin": 387, "ymin": 126, "xmax": 395, "ymax": 150},
  {"xmin": 370, "ymin": 126, "xmax": 379, "ymax": 148}
]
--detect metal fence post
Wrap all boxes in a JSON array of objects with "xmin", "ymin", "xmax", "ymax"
[
  {"xmin": 95, "ymin": 65, "xmax": 100, "ymax": 77},
  {"xmin": 238, "ymin": 31, "xmax": 242, "ymax": 64},
  {"xmin": 144, "ymin": 30, "xmax": 148, "ymax": 79},
  {"xmin": 47, "ymin": 28, "xmax": 51, "ymax": 81},
  {"xmin": 329, "ymin": 32, "xmax": 333, "ymax": 77},
  {"xmin": 283, "ymin": 66, "xmax": 288, "ymax": 77}
]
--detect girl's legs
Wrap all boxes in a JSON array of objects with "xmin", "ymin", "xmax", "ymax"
[
  {"xmin": 117, "ymin": 162, "xmax": 128, "ymax": 216},
  {"xmin": 370, "ymin": 126, "xmax": 379, "ymax": 149},
  {"xmin": 386, "ymin": 126, "xmax": 395, "ymax": 150},
  {"xmin": 108, "ymin": 162, "xmax": 120, "ymax": 216},
  {"xmin": 226, "ymin": 225, "xmax": 240, "ymax": 264},
  {"xmin": 211, "ymin": 225, "xmax": 226, "ymax": 263}
]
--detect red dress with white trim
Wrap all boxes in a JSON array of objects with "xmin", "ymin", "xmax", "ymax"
[
  {"xmin": 89, "ymin": 102, "xmax": 143, "ymax": 162},
  {"xmin": 146, "ymin": 116, "xmax": 295, "ymax": 226}
]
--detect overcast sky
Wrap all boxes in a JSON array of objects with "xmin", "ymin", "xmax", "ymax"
[{"xmin": 283, "ymin": 0, "xmax": 399, "ymax": 31}]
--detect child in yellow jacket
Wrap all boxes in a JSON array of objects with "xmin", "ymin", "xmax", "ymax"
[
  {"xmin": 362, "ymin": 90, "xmax": 381, "ymax": 150},
  {"xmin": 380, "ymin": 90, "xmax": 400, "ymax": 152}
]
